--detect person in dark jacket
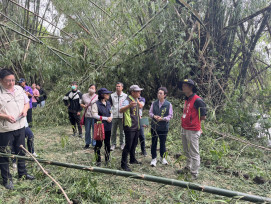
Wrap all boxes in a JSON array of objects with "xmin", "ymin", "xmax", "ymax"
[
  {"xmin": 92, "ymin": 88, "xmax": 113, "ymax": 166},
  {"xmin": 149, "ymin": 87, "xmax": 173, "ymax": 167},
  {"xmin": 63, "ymin": 82, "xmax": 83, "ymax": 137},
  {"xmin": 36, "ymin": 85, "xmax": 47, "ymax": 108}
]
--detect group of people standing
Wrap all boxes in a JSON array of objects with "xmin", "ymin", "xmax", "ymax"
[{"xmin": 63, "ymin": 79, "xmax": 206, "ymax": 179}]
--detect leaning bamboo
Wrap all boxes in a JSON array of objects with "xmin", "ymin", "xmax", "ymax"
[
  {"xmin": 0, "ymin": 153, "xmax": 270, "ymax": 203},
  {"xmin": 19, "ymin": 145, "xmax": 72, "ymax": 204},
  {"xmin": 0, "ymin": 12, "xmax": 72, "ymax": 66}
]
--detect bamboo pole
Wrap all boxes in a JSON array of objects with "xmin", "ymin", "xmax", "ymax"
[
  {"xmin": 8, "ymin": 0, "xmax": 73, "ymax": 38},
  {"xmin": 0, "ymin": 12, "xmax": 72, "ymax": 66},
  {"xmin": 0, "ymin": 153, "xmax": 270, "ymax": 203},
  {"xmin": 19, "ymin": 146, "xmax": 72, "ymax": 204}
]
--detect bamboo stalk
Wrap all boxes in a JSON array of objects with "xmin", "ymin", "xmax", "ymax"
[
  {"xmin": 19, "ymin": 145, "xmax": 72, "ymax": 204},
  {"xmin": 82, "ymin": 1, "xmax": 169, "ymax": 83},
  {"xmin": 0, "ymin": 22, "xmax": 73, "ymax": 58},
  {"xmin": 0, "ymin": 153, "xmax": 270, "ymax": 203},
  {"xmin": 8, "ymin": 0, "xmax": 73, "ymax": 38}
]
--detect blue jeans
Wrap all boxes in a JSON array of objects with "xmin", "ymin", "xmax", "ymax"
[
  {"xmin": 139, "ymin": 124, "xmax": 146, "ymax": 153},
  {"xmin": 38, "ymin": 100, "xmax": 45, "ymax": 107},
  {"xmin": 85, "ymin": 117, "xmax": 95, "ymax": 146},
  {"xmin": 25, "ymin": 127, "xmax": 35, "ymax": 153}
]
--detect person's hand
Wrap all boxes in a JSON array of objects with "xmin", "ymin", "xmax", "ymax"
[
  {"xmin": 5, "ymin": 115, "xmax": 16, "ymax": 123},
  {"xmin": 154, "ymin": 115, "xmax": 163, "ymax": 121},
  {"xmin": 107, "ymin": 117, "xmax": 112, "ymax": 123},
  {"xmin": 137, "ymin": 99, "xmax": 143, "ymax": 109},
  {"xmin": 77, "ymin": 112, "xmax": 81, "ymax": 116},
  {"xmin": 154, "ymin": 115, "xmax": 159, "ymax": 120},
  {"xmin": 129, "ymin": 101, "xmax": 137, "ymax": 108},
  {"xmin": 20, "ymin": 110, "xmax": 28, "ymax": 117},
  {"xmin": 157, "ymin": 117, "xmax": 163, "ymax": 122}
]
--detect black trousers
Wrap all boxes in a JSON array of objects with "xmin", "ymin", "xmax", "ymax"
[
  {"xmin": 94, "ymin": 131, "xmax": 111, "ymax": 162},
  {"xmin": 151, "ymin": 129, "xmax": 168, "ymax": 159},
  {"xmin": 121, "ymin": 130, "xmax": 139, "ymax": 168},
  {"xmin": 0, "ymin": 128, "xmax": 27, "ymax": 183},
  {"xmin": 27, "ymin": 108, "xmax": 32, "ymax": 125},
  {"xmin": 68, "ymin": 112, "xmax": 82, "ymax": 134}
]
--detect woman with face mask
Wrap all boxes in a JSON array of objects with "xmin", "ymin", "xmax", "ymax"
[{"xmin": 81, "ymin": 84, "xmax": 98, "ymax": 149}]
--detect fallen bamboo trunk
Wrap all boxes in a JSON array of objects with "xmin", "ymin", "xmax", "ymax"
[
  {"xmin": 20, "ymin": 146, "xmax": 72, "ymax": 204},
  {"xmin": 0, "ymin": 153, "xmax": 270, "ymax": 203}
]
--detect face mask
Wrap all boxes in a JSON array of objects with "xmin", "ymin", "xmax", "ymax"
[
  {"xmin": 71, "ymin": 85, "xmax": 76, "ymax": 90},
  {"xmin": 88, "ymin": 88, "xmax": 95, "ymax": 94}
]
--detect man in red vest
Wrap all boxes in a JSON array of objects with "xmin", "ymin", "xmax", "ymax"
[{"xmin": 177, "ymin": 79, "xmax": 206, "ymax": 180}]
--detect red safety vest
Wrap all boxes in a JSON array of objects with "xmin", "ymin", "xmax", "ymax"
[{"xmin": 181, "ymin": 94, "xmax": 201, "ymax": 131}]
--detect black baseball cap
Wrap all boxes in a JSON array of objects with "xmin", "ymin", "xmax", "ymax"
[
  {"xmin": 18, "ymin": 78, "xmax": 26, "ymax": 83},
  {"xmin": 98, "ymin": 88, "xmax": 112, "ymax": 95},
  {"xmin": 179, "ymin": 79, "xmax": 197, "ymax": 93}
]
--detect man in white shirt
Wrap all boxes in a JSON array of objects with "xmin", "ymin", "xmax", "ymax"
[{"xmin": 109, "ymin": 82, "xmax": 127, "ymax": 150}]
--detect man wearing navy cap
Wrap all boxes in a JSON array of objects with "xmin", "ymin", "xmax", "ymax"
[
  {"xmin": 18, "ymin": 78, "xmax": 33, "ymax": 126},
  {"xmin": 177, "ymin": 79, "xmax": 207, "ymax": 180}
]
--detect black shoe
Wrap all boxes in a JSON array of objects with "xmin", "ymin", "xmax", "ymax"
[
  {"xmin": 79, "ymin": 134, "xmax": 83, "ymax": 138},
  {"xmin": 121, "ymin": 166, "xmax": 132, "ymax": 172},
  {"xmin": 3, "ymin": 180, "xmax": 14, "ymax": 190},
  {"xmin": 176, "ymin": 167, "xmax": 190, "ymax": 174},
  {"xmin": 130, "ymin": 160, "xmax": 142, "ymax": 165},
  {"xmin": 84, "ymin": 144, "xmax": 90, "ymax": 149},
  {"xmin": 19, "ymin": 174, "xmax": 35, "ymax": 180},
  {"xmin": 105, "ymin": 160, "xmax": 110, "ymax": 166},
  {"xmin": 141, "ymin": 151, "xmax": 147, "ymax": 156},
  {"xmin": 96, "ymin": 162, "xmax": 101, "ymax": 167}
]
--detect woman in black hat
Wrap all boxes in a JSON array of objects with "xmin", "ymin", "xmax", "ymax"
[{"xmin": 92, "ymin": 88, "xmax": 113, "ymax": 166}]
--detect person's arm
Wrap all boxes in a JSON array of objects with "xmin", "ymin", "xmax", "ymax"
[
  {"xmin": 80, "ymin": 95, "xmax": 86, "ymax": 108},
  {"xmin": 21, "ymin": 102, "xmax": 29, "ymax": 117},
  {"xmin": 92, "ymin": 103, "xmax": 109, "ymax": 121},
  {"xmin": 119, "ymin": 99, "xmax": 136, "ymax": 113},
  {"xmin": 1, "ymin": 93, "xmax": 30, "ymax": 123},
  {"xmin": 77, "ymin": 92, "xmax": 83, "ymax": 115},
  {"xmin": 149, "ymin": 102, "xmax": 154, "ymax": 118},
  {"xmin": 26, "ymin": 87, "xmax": 33, "ymax": 98},
  {"xmin": 20, "ymin": 93, "xmax": 30, "ymax": 117},
  {"xmin": 109, "ymin": 95, "xmax": 113, "ymax": 106},
  {"xmin": 194, "ymin": 98, "xmax": 207, "ymax": 120},
  {"xmin": 0, "ymin": 113, "xmax": 16, "ymax": 123},
  {"xmin": 63, "ymin": 92, "xmax": 70, "ymax": 106}
]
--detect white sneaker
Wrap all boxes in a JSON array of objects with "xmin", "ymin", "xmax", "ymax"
[
  {"xmin": 120, "ymin": 144, "xmax": 125, "ymax": 150},
  {"xmin": 161, "ymin": 158, "xmax": 168, "ymax": 165},
  {"xmin": 12, "ymin": 163, "xmax": 17, "ymax": 169},
  {"xmin": 150, "ymin": 158, "xmax": 157, "ymax": 167},
  {"xmin": 32, "ymin": 152, "xmax": 38, "ymax": 157},
  {"xmin": 110, "ymin": 145, "xmax": 116, "ymax": 151}
]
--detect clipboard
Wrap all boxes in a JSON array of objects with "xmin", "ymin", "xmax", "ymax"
[{"xmin": 140, "ymin": 117, "xmax": 149, "ymax": 126}]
